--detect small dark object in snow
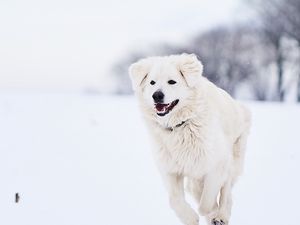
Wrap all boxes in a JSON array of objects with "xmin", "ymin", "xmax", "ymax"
[{"xmin": 15, "ymin": 193, "xmax": 20, "ymax": 203}]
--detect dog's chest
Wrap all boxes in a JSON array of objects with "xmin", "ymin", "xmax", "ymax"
[{"xmin": 154, "ymin": 124, "xmax": 214, "ymax": 178}]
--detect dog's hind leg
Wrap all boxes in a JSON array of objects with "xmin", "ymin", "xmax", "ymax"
[
  {"xmin": 211, "ymin": 127, "xmax": 250, "ymax": 225},
  {"xmin": 198, "ymin": 168, "xmax": 225, "ymax": 218},
  {"xmin": 212, "ymin": 179, "xmax": 233, "ymax": 225}
]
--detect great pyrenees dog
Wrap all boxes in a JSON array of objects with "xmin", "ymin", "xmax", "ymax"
[{"xmin": 129, "ymin": 53, "xmax": 251, "ymax": 225}]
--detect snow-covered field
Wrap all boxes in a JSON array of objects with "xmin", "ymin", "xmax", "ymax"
[{"xmin": 0, "ymin": 93, "xmax": 299, "ymax": 225}]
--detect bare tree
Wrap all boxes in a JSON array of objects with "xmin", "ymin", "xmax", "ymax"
[
  {"xmin": 249, "ymin": 0, "xmax": 300, "ymax": 101},
  {"xmin": 189, "ymin": 26, "xmax": 260, "ymax": 96},
  {"xmin": 250, "ymin": 0, "xmax": 287, "ymax": 101},
  {"xmin": 279, "ymin": 0, "xmax": 300, "ymax": 101}
]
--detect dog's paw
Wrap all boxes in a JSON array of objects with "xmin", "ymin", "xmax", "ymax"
[{"xmin": 211, "ymin": 218, "xmax": 226, "ymax": 225}]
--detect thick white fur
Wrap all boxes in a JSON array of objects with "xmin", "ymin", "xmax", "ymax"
[{"xmin": 129, "ymin": 54, "xmax": 251, "ymax": 225}]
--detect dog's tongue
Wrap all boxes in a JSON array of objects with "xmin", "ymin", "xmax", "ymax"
[{"xmin": 155, "ymin": 103, "xmax": 168, "ymax": 112}]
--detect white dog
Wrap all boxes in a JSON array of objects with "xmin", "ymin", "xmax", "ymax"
[{"xmin": 129, "ymin": 54, "xmax": 251, "ymax": 225}]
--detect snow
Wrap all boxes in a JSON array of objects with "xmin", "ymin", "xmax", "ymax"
[{"xmin": 0, "ymin": 93, "xmax": 299, "ymax": 225}]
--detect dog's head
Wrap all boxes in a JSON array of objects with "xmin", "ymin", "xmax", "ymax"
[{"xmin": 129, "ymin": 53, "xmax": 203, "ymax": 117}]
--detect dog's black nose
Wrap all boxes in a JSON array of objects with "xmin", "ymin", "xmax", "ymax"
[{"xmin": 152, "ymin": 91, "xmax": 164, "ymax": 103}]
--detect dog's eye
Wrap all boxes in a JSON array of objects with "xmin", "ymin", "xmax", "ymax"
[
  {"xmin": 168, "ymin": 80, "xmax": 177, "ymax": 85},
  {"xmin": 150, "ymin": 80, "xmax": 156, "ymax": 85}
]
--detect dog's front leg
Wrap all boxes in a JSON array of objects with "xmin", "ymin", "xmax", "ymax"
[{"xmin": 163, "ymin": 173, "xmax": 199, "ymax": 225}]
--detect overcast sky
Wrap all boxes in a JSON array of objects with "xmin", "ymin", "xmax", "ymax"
[{"xmin": 0, "ymin": 0, "xmax": 247, "ymax": 92}]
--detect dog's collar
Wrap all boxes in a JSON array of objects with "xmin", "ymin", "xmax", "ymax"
[{"xmin": 165, "ymin": 120, "xmax": 186, "ymax": 132}]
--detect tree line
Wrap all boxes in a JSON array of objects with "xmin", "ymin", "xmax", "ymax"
[{"xmin": 112, "ymin": 0, "xmax": 300, "ymax": 102}]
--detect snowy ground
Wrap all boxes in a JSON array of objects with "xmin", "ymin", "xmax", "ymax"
[{"xmin": 0, "ymin": 93, "xmax": 299, "ymax": 225}]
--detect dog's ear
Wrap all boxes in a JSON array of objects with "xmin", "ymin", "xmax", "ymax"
[
  {"xmin": 129, "ymin": 58, "xmax": 151, "ymax": 91},
  {"xmin": 178, "ymin": 53, "xmax": 203, "ymax": 87}
]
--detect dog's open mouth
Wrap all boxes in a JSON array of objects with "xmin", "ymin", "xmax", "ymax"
[{"xmin": 155, "ymin": 99, "xmax": 179, "ymax": 116}]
